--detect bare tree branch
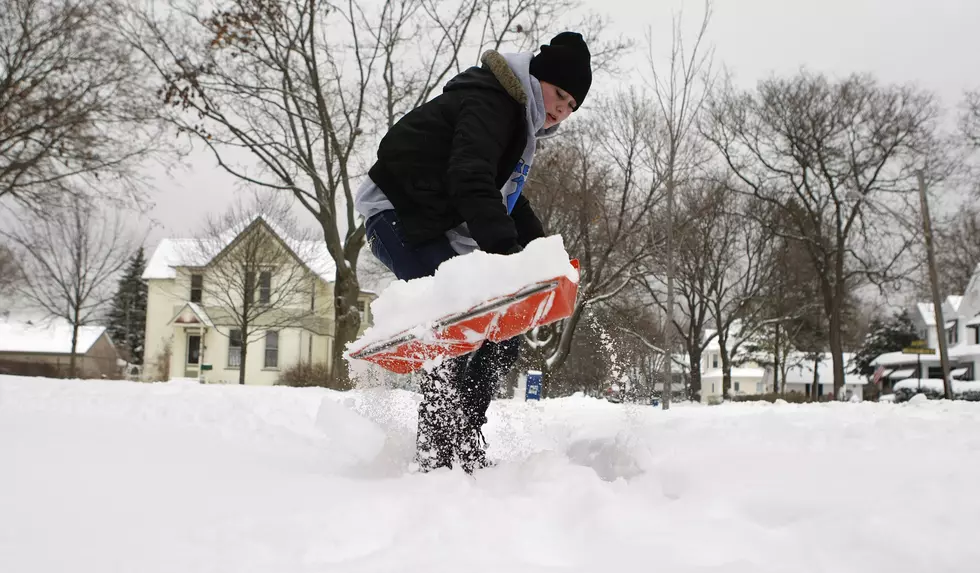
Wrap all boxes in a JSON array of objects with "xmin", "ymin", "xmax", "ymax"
[{"xmin": 2, "ymin": 194, "xmax": 137, "ymax": 376}]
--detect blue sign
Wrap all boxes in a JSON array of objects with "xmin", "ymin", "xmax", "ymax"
[{"xmin": 525, "ymin": 370, "xmax": 542, "ymax": 401}]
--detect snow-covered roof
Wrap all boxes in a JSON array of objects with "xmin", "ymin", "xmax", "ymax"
[
  {"xmin": 871, "ymin": 349, "xmax": 940, "ymax": 367},
  {"xmin": 915, "ymin": 297, "xmax": 964, "ymax": 327},
  {"xmin": 0, "ymin": 317, "xmax": 107, "ymax": 355},
  {"xmin": 916, "ymin": 302, "xmax": 936, "ymax": 326},
  {"xmin": 702, "ymin": 367, "xmax": 765, "ymax": 380},
  {"xmin": 143, "ymin": 216, "xmax": 338, "ymax": 284},
  {"xmin": 783, "ymin": 353, "xmax": 867, "ymax": 386},
  {"xmin": 893, "ymin": 378, "xmax": 980, "ymax": 394}
]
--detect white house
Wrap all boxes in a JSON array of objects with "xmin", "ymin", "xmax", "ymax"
[
  {"xmin": 141, "ymin": 216, "xmax": 376, "ymax": 385},
  {"xmin": 698, "ymin": 324, "xmax": 867, "ymax": 402},
  {"xmin": 780, "ymin": 353, "xmax": 867, "ymax": 401},
  {"xmin": 871, "ymin": 264, "xmax": 980, "ymax": 392},
  {"xmin": 699, "ymin": 326, "xmax": 769, "ymax": 402}
]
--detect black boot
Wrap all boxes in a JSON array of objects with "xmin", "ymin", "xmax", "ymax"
[
  {"xmin": 457, "ymin": 420, "xmax": 494, "ymax": 474},
  {"xmin": 415, "ymin": 359, "xmax": 464, "ymax": 472},
  {"xmin": 453, "ymin": 338, "xmax": 520, "ymax": 473}
]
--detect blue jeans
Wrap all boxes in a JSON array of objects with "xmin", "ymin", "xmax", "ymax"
[{"xmin": 365, "ymin": 210, "xmax": 520, "ymax": 469}]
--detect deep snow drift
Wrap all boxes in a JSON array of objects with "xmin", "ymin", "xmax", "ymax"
[{"xmin": 2, "ymin": 375, "xmax": 979, "ymax": 573}]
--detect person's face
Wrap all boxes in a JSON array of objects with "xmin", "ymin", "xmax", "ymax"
[{"xmin": 539, "ymin": 80, "xmax": 576, "ymax": 129}]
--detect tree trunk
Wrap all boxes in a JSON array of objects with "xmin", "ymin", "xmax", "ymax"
[
  {"xmin": 689, "ymin": 349, "xmax": 704, "ymax": 397},
  {"xmin": 828, "ymin": 324, "xmax": 846, "ymax": 399},
  {"xmin": 330, "ymin": 259, "xmax": 361, "ymax": 390},
  {"xmin": 318, "ymin": 214, "xmax": 365, "ymax": 390},
  {"xmin": 69, "ymin": 322, "xmax": 80, "ymax": 379},
  {"xmin": 718, "ymin": 330, "xmax": 732, "ymax": 399},
  {"xmin": 773, "ymin": 323, "xmax": 781, "ymax": 394},
  {"xmin": 811, "ymin": 356, "xmax": 819, "ymax": 401},
  {"xmin": 239, "ymin": 342, "xmax": 248, "ymax": 385}
]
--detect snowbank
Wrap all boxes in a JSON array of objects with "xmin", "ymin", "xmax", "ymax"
[
  {"xmin": 348, "ymin": 235, "xmax": 578, "ymax": 351},
  {"xmin": 893, "ymin": 378, "xmax": 980, "ymax": 394},
  {"xmin": 3, "ymin": 375, "xmax": 980, "ymax": 573}
]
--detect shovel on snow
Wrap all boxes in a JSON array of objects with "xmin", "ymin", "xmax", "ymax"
[{"xmin": 347, "ymin": 259, "xmax": 580, "ymax": 374}]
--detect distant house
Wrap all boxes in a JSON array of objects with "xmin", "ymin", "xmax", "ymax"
[
  {"xmin": 871, "ymin": 264, "xmax": 980, "ymax": 392},
  {"xmin": 142, "ymin": 216, "xmax": 377, "ymax": 385},
  {"xmin": 0, "ymin": 316, "xmax": 120, "ymax": 379},
  {"xmin": 698, "ymin": 324, "xmax": 867, "ymax": 402},
  {"xmin": 699, "ymin": 326, "xmax": 769, "ymax": 402},
  {"xmin": 780, "ymin": 354, "xmax": 867, "ymax": 401}
]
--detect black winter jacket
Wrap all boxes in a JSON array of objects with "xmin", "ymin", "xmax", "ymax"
[{"xmin": 367, "ymin": 51, "xmax": 546, "ymax": 255}]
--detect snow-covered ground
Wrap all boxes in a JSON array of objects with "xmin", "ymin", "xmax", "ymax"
[{"xmin": 2, "ymin": 375, "xmax": 979, "ymax": 573}]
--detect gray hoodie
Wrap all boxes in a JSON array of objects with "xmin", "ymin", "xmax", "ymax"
[{"xmin": 353, "ymin": 50, "xmax": 558, "ymax": 255}]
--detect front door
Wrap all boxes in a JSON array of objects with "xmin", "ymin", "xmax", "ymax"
[{"xmin": 185, "ymin": 334, "xmax": 202, "ymax": 378}]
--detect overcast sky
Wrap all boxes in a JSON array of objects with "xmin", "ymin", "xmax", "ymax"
[{"xmin": 141, "ymin": 0, "xmax": 980, "ymax": 248}]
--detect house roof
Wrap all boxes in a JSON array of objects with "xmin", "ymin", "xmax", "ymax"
[
  {"xmin": 143, "ymin": 216, "xmax": 337, "ymax": 284},
  {"xmin": 168, "ymin": 303, "xmax": 215, "ymax": 328},
  {"xmin": 915, "ymin": 296, "xmax": 965, "ymax": 327},
  {"xmin": 702, "ymin": 367, "xmax": 766, "ymax": 380},
  {"xmin": 0, "ymin": 316, "xmax": 108, "ymax": 355},
  {"xmin": 872, "ymin": 349, "xmax": 940, "ymax": 367},
  {"xmin": 916, "ymin": 302, "xmax": 936, "ymax": 326}
]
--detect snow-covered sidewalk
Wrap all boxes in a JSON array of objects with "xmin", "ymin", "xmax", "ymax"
[{"xmin": 1, "ymin": 375, "xmax": 978, "ymax": 573}]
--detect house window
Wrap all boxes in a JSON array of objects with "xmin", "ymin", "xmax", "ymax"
[
  {"xmin": 357, "ymin": 300, "xmax": 367, "ymax": 322},
  {"xmin": 310, "ymin": 280, "xmax": 316, "ymax": 311},
  {"xmin": 756, "ymin": 382, "xmax": 762, "ymax": 393},
  {"xmin": 264, "ymin": 331, "xmax": 279, "ymax": 368},
  {"xmin": 712, "ymin": 354, "xmax": 718, "ymax": 369},
  {"xmin": 947, "ymin": 321, "xmax": 958, "ymax": 345},
  {"xmin": 734, "ymin": 381, "xmax": 740, "ymax": 392},
  {"xmin": 190, "ymin": 274, "xmax": 203, "ymax": 303},
  {"xmin": 228, "ymin": 329, "xmax": 242, "ymax": 367},
  {"xmin": 259, "ymin": 271, "xmax": 271, "ymax": 304},
  {"xmin": 711, "ymin": 384, "xmax": 715, "ymax": 393}
]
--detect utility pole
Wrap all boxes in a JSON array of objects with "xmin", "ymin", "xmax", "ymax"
[
  {"xmin": 663, "ymin": 172, "xmax": 675, "ymax": 411},
  {"xmin": 917, "ymin": 171, "xmax": 953, "ymax": 399}
]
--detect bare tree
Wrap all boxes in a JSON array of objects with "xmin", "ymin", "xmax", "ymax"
[
  {"xmin": 608, "ymin": 292, "xmax": 686, "ymax": 400},
  {"xmin": 963, "ymin": 90, "xmax": 980, "ymax": 149},
  {"xmin": 635, "ymin": 180, "xmax": 725, "ymax": 399},
  {"xmin": 703, "ymin": 72, "xmax": 940, "ymax": 395},
  {"xmin": 934, "ymin": 206, "xmax": 980, "ymax": 296},
  {"xmin": 123, "ymin": 0, "xmax": 629, "ymax": 387},
  {"xmin": 0, "ymin": 243, "xmax": 22, "ymax": 303},
  {"xmin": 0, "ymin": 0, "xmax": 160, "ymax": 212},
  {"xmin": 2, "ymin": 195, "xmax": 135, "ymax": 377},
  {"xmin": 703, "ymin": 191, "xmax": 775, "ymax": 398},
  {"xmin": 186, "ymin": 195, "xmax": 320, "ymax": 385},
  {"xmin": 642, "ymin": 0, "xmax": 715, "ymax": 408},
  {"xmin": 521, "ymin": 91, "xmax": 661, "ymax": 395}
]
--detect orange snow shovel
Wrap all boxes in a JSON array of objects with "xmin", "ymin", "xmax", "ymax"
[{"xmin": 347, "ymin": 259, "xmax": 580, "ymax": 374}]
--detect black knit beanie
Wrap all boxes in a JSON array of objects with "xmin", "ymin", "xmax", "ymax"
[{"xmin": 529, "ymin": 32, "xmax": 592, "ymax": 110}]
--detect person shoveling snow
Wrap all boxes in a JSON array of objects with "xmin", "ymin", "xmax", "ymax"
[{"xmin": 351, "ymin": 32, "xmax": 593, "ymax": 473}]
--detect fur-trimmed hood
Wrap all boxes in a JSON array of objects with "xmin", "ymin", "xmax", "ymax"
[
  {"xmin": 480, "ymin": 50, "xmax": 528, "ymax": 105},
  {"xmin": 443, "ymin": 50, "xmax": 528, "ymax": 106}
]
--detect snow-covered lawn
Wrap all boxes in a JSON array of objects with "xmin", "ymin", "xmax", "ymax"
[{"xmin": 2, "ymin": 375, "xmax": 979, "ymax": 573}]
